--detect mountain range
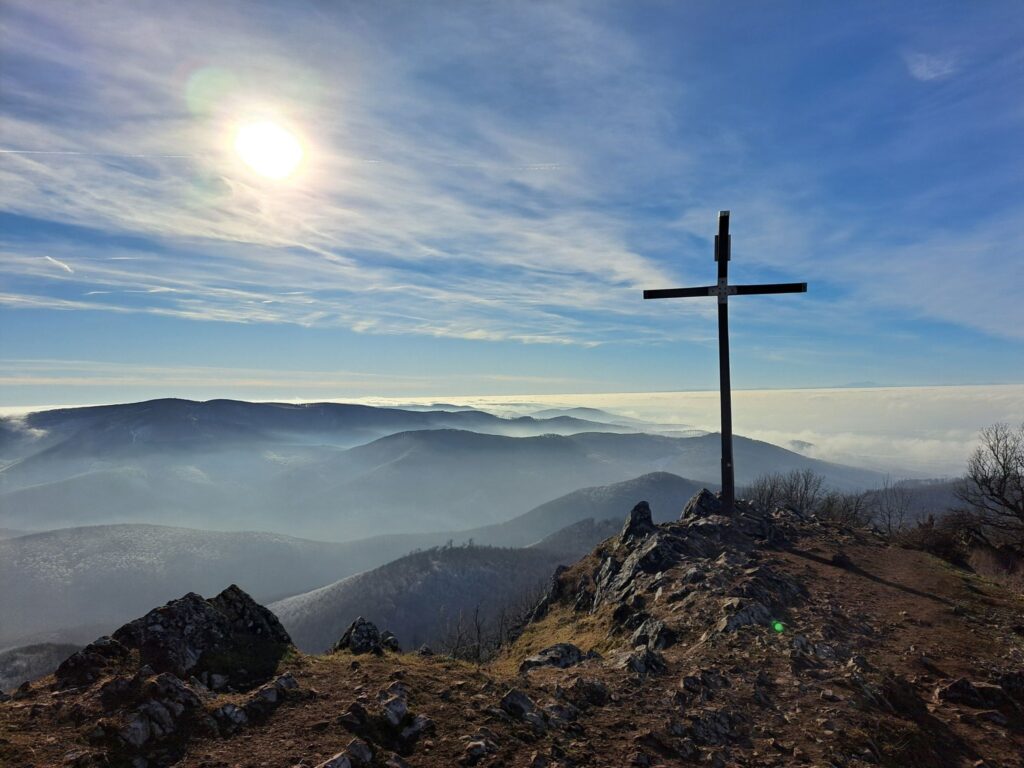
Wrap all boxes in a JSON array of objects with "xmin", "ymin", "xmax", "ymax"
[{"xmin": 0, "ymin": 399, "xmax": 884, "ymax": 539}]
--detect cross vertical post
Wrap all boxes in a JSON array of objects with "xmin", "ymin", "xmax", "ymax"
[
  {"xmin": 643, "ymin": 210, "xmax": 808, "ymax": 515},
  {"xmin": 715, "ymin": 211, "xmax": 735, "ymax": 513}
]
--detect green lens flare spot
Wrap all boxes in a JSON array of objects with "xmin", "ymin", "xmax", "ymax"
[{"xmin": 771, "ymin": 620, "xmax": 785, "ymax": 633}]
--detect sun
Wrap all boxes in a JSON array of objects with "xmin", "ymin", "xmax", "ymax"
[{"xmin": 233, "ymin": 120, "xmax": 304, "ymax": 180}]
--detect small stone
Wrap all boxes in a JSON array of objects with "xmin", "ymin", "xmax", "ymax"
[
  {"xmin": 519, "ymin": 642, "xmax": 595, "ymax": 673},
  {"xmin": 399, "ymin": 714, "xmax": 434, "ymax": 743},
  {"xmin": 462, "ymin": 739, "xmax": 496, "ymax": 766},
  {"xmin": 499, "ymin": 688, "xmax": 537, "ymax": 718},
  {"xmin": 382, "ymin": 695, "xmax": 409, "ymax": 727},
  {"xmin": 619, "ymin": 647, "xmax": 667, "ymax": 677},
  {"xmin": 630, "ymin": 617, "xmax": 677, "ymax": 650},
  {"xmin": 561, "ymin": 676, "xmax": 610, "ymax": 707},
  {"xmin": 935, "ymin": 677, "xmax": 986, "ymax": 707},
  {"xmin": 344, "ymin": 738, "xmax": 373, "ymax": 766}
]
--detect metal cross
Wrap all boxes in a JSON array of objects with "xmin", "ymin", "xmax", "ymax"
[{"xmin": 643, "ymin": 211, "xmax": 807, "ymax": 515}]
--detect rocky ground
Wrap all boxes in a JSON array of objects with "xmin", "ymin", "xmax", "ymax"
[{"xmin": 2, "ymin": 490, "xmax": 1022, "ymax": 767}]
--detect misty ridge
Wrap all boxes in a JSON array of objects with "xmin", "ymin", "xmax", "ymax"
[
  {"xmin": 0, "ymin": 398, "xmax": 884, "ymax": 539},
  {"xmin": 0, "ymin": 398, "xmax": 962, "ymax": 669}
]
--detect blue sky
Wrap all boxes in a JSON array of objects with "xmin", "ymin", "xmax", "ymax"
[{"xmin": 1, "ymin": 0, "xmax": 1023, "ymax": 406}]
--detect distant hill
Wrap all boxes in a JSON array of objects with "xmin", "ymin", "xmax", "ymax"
[
  {"xmin": 271, "ymin": 509, "xmax": 627, "ymax": 653},
  {"xmin": 272, "ymin": 540, "xmax": 586, "ymax": 653},
  {"xmin": 458, "ymin": 471, "xmax": 706, "ymax": 547},
  {"xmin": 529, "ymin": 406, "xmax": 646, "ymax": 425},
  {"xmin": 529, "ymin": 516, "xmax": 620, "ymax": 553}
]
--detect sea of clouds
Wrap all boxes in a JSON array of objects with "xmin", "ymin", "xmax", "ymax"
[{"xmin": 362, "ymin": 385, "xmax": 1024, "ymax": 478}]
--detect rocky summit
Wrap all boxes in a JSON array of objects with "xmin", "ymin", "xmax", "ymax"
[{"xmin": 2, "ymin": 491, "xmax": 1023, "ymax": 767}]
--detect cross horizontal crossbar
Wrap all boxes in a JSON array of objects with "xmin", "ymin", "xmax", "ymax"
[
  {"xmin": 734, "ymin": 282, "xmax": 807, "ymax": 295},
  {"xmin": 643, "ymin": 282, "xmax": 806, "ymax": 300}
]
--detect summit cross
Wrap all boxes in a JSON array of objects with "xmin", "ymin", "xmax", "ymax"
[{"xmin": 643, "ymin": 211, "xmax": 808, "ymax": 515}]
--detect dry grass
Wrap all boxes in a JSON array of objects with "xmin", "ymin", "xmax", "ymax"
[
  {"xmin": 968, "ymin": 546, "xmax": 1024, "ymax": 592},
  {"xmin": 490, "ymin": 607, "xmax": 616, "ymax": 677}
]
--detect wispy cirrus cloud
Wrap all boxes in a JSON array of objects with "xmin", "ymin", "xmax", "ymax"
[
  {"xmin": 0, "ymin": 0, "xmax": 1021, "ymax": 379},
  {"xmin": 0, "ymin": 0, "xmax": 687, "ymax": 347},
  {"xmin": 904, "ymin": 51, "xmax": 958, "ymax": 81}
]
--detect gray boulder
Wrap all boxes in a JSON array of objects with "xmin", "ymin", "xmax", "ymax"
[
  {"xmin": 110, "ymin": 584, "xmax": 291, "ymax": 690},
  {"xmin": 630, "ymin": 618, "xmax": 677, "ymax": 650},
  {"xmin": 333, "ymin": 617, "xmax": 384, "ymax": 655},
  {"xmin": 619, "ymin": 647, "xmax": 667, "ymax": 677}
]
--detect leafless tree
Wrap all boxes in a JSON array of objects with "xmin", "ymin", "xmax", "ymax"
[
  {"xmin": 782, "ymin": 469, "xmax": 825, "ymax": 514},
  {"xmin": 956, "ymin": 422, "xmax": 1024, "ymax": 546},
  {"xmin": 743, "ymin": 469, "xmax": 824, "ymax": 514},
  {"xmin": 436, "ymin": 580, "xmax": 548, "ymax": 663},
  {"xmin": 743, "ymin": 472, "xmax": 786, "ymax": 512},
  {"xmin": 874, "ymin": 476, "xmax": 912, "ymax": 537}
]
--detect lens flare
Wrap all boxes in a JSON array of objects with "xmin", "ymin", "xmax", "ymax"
[
  {"xmin": 186, "ymin": 67, "xmax": 238, "ymax": 115},
  {"xmin": 233, "ymin": 120, "xmax": 304, "ymax": 180},
  {"xmin": 771, "ymin": 620, "xmax": 785, "ymax": 633}
]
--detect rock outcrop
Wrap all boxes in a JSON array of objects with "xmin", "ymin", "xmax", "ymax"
[
  {"xmin": 518, "ymin": 643, "xmax": 598, "ymax": 674},
  {"xmin": 105, "ymin": 583, "xmax": 291, "ymax": 691},
  {"xmin": 46, "ymin": 586, "xmax": 299, "ymax": 767}
]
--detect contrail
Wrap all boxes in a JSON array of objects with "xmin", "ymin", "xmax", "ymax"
[
  {"xmin": 44, "ymin": 255, "xmax": 74, "ymax": 273},
  {"xmin": 0, "ymin": 149, "xmax": 193, "ymax": 159}
]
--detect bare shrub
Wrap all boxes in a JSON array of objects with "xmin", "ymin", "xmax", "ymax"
[
  {"xmin": 743, "ymin": 472, "xmax": 786, "ymax": 513},
  {"xmin": 818, "ymin": 490, "xmax": 874, "ymax": 527}
]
